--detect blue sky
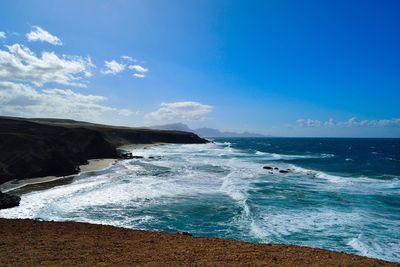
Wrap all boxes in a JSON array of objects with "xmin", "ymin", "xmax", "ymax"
[{"xmin": 0, "ymin": 0, "xmax": 399, "ymax": 137}]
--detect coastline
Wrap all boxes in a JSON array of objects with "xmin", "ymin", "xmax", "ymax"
[
  {"xmin": 1, "ymin": 139, "xmax": 398, "ymax": 264},
  {"xmin": 0, "ymin": 158, "xmax": 117, "ymax": 194},
  {"xmin": 0, "ymin": 116, "xmax": 208, "ymax": 186},
  {"xmin": 0, "ymin": 218, "xmax": 397, "ymax": 266},
  {"xmin": 0, "ymin": 143, "xmax": 158, "ymax": 194}
]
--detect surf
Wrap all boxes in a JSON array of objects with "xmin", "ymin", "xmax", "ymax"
[{"xmin": 0, "ymin": 138, "xmax": 399, "ymax": 263}]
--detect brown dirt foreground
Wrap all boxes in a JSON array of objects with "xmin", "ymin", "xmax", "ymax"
[{"xmin": 0, "ymin": 219, "xmax": 398, "ymax": 267}]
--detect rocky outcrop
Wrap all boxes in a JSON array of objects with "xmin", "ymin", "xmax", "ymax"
[
  {"xmin": 0, "ymin": 192, "xmax": 20, "ymax": 209},
  {"xmin": 263, "ymin": 166, "xmax": 291, "ymax": 174},
  {"xmin": 0, "ymin": 120, "xmax": 118, "ymax": 184},
  {"xmin": 0, "ymin": 117, "xmax": 208, "ymax": 185}
]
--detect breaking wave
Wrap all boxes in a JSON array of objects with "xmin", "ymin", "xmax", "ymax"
[{"xmin": 1, "ymin": 139, "xmax": 399, "ymax": 262}]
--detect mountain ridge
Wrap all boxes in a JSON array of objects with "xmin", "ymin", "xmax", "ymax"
[{"xmin": 151, "ymin": 123, "xmax": 270, "ymax": 138}]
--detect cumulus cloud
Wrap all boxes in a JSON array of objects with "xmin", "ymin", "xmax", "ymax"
[
  {"xmin": 0, "ymin": 81, "xmax": 132, "ymax": 120},
  {"xmin": 297, "ymin": 117, "xmax": 400, "ymax": 128},
  {"xmin": 102, "ymin": 60, "xmax": 125, "ymax": 74},
  {"xmin": 145, "ymin": 101, "xmax": 213, "ymax": 122},
  {"xmin": 129, "ymin": 65, "xmax": 148, "ymax": 73},
  {"xmin": 128, "ymin": 64, "xmax": 148, "ymax": 78},
  {"xmin": 26, "ymin": 26, "xmax": 62, "ymax": 45},
  {"xmin": 133, "ymin": 73, "xmax": 146, "ymax": 78},
  {"xmin": 101, "ymin": 58, "xmax": 148, "ymax": 78},
  {"xmin": 0, "ymin": 43, "xmax": 93, "ymax": 87},
  {"xmin": 0, "ymin": 32, "xmax": 5, "ymax": 39},
  {"xmin": 297, "ymin": 119, "xmax": 322, "ymax": 128},
  {"xmin": 121, "ymin": 55, "xmax": 135, "ymax": 62},
  {"xmin": 0, "ymin": 28, "xmax": 137, "ymax": 124}
]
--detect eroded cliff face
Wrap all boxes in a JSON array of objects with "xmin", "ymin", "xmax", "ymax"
[
  {"xmin": 0, "ymin": 117, "xmax": 208, "ymax": 184},
  {"xmin": 0, "ymin": 120, "xmax": 118, "ymax": 183}
]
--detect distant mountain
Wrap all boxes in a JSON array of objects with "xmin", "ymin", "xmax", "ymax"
[
  {"xmin": 195, "ymin": 128, "xmax": 268, "ymax": 138},
  {"xmin": 151, "ymin": 123, "xmax": 269, "ymax": 138},
  {"xmin": 152, "ymin": 123, "xmax": 193, "ymax": 132}
]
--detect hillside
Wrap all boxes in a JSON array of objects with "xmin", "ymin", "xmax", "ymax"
[{"xmin": 0, "ymin": 117, "xmax": 207, "ymax": 184}]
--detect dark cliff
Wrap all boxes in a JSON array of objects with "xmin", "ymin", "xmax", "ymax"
[{"xmin": 0, "ymin": 117, "xmax": 208, "ymax": 184}]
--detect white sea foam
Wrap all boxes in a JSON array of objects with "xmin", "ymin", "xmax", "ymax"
[
  {"xmin": 0, "ymin": 177, "xmax": 109, "ymax": 219},
  {"xmin": 254, "ymin": 151, "xmax": 334, "ymax": 160},
  {"xmin": 250, "ymin": 209, "xmax": 363, "ymax": 242},
  {"xmin": 1, "ymin": 141, "xmax": 398, "ymax": 262},
  {"xmin": 289, "ymin": 165, "xmax": 400, "ymax": 188},
  {"xmin": 348, "ymin": 234, "xmax": 400, "ymax": 262},
  {"xmin": 250, "ymin": 220, "xmax": 269, "ymax": 241}
]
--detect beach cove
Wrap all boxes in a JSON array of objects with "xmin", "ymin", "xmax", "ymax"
[{"xmin": 1, "ymin": 138, "xmax": 399, "ymax": 265}]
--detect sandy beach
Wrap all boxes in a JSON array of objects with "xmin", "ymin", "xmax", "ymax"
[
  {"xmin": 0, "ymin": 158, "xmax": 117, "ymax": 194},
  {"xmin": 0, "ymin": 219, "xmax": 397, "ymax": 267},
  {"xmin": 0, "ymin": 142, "xmax": 163, "ymax": 194}
]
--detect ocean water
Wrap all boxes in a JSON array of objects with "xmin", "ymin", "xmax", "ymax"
[{"xmin": 1, "ymin": 138, "xmax": 399, "ymax": 262}]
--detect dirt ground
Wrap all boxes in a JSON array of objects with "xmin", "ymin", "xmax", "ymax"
[{"xmin": 0, "ymin": 219, "xmax": 398, "ymax": 267}]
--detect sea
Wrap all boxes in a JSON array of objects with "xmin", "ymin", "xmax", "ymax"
[{"xmin": 1, "ymin": 138, "xmax": 399, "ymax": 262}]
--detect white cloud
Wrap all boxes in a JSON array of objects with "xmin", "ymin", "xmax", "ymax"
[
  {"xmin": 342, "ymin": 117, "xmax": 400, "ymax": 127},
  {"xmin": 128, "ymin": 64, "xmax": 148, "ymax": 78},
  {"xmin": 101, "ymin": 58, "xmax": 148, "ymax": 78},
  {"xmin": 0, "ymin": 32, "xmax": 5, "ymax": 39},
  {"xmin": 102, "ymin": 60, "xmax": 125, "ymax": 74},
  {"xmin": 0, "ymin": 43, "xmax": 93, "ymax": 87},
  {"xmin": 128, "ymin": 65, "xmax": 148, "ymax": 73},
  {"xmin": 297, "ymin": 119, "xmax": 322, "ymax": 128},
  {"xmin": 121, "ymin": 55, "xmax": 135, "ymax": 62},
  {"xmin": 26, "ymin": 26, "xmax": 62, "ymax": 45},
  {"xmin": 297, "ymin": 117, "xmax": 400, "ymax": 128},
  {"xmin": 0, "ymin": 81, "xmax": 132, "ymax": 121},
  {"xmin": 145, "ymin": 101, "xmax": 213, "ymax": 122},
  {"xmin": 133, "ymin": 73, "xmax": 146, "ymax": 78},
  {"xmin": 324, "ymin": 118, "xmax": 337, "ymax": 127},
  {"xmin": 128, "ymin": 65, "xmax": 149, "ymax": 73},
  {"xmin": 0, "ymin": 29, "xmax": 137, "ymax": 124}
]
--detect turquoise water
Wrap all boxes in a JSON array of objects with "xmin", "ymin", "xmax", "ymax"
[{"xmin": 1, "ymin": 138, "xmax": 399, "ymax": 262}]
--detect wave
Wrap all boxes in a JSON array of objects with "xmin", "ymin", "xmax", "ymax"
[
  {"xmin": 220, "ymin": 173, "xmax": 248, "ymax": 202},
  {"xmin": 386, "ymin": 157, "xmax": 400, "ymax": 162},
  {"xmin": 249, "ymin": 208, "xmax": 399, "ymax": 262},
  {"xmin": 254, "ymin": 150, "xmax": 334, "ymax": 160},
  {"xmin": 0, "ymin": 176, "xmax": 109, "ymax": 219},
  {"xmin": 251, "ymin": 209, "xmax": 362, "ymax": 240},
  {"xmin": 250, "ymin": 220, "xmax": 269, "ymax": 242},
  {"xmin": 289, "ymin": 165, "xmax": 400, "ymax": 186},
  {"xmin": 348, "ymin": 234, "xmax": 400, "ymax": 263},
  {"xmin": 1, "ymin": 140, "xmax": 399, "ymax": 263}
]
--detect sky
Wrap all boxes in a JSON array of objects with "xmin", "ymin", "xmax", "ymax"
[{"xmin": 0, "ymin": 0, "xmax": 399, "ymax": 137}]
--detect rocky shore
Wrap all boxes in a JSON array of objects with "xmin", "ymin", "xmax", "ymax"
[
  {"xmin": 0, "ymin": 219, "xmax": 398, "ymax": 267},
  {"xmin": 0, "ymin": 192, "xmax": 20, "ymax": 209},
  {"xmin": 0, "ymin": 116, "xmax": 207, "ymax": 184},
  {"xmin": 0, "ymin": 116, "xmax": 207, "ymax": 209}
]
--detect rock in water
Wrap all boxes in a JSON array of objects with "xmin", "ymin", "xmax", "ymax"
[
  {"xmin": 263, "ymin": 166, "xmax": 273, "ymax": 170},
  {"xmin": 0, "ymin": 191, "xmax": 20, "ymax": 210}
]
